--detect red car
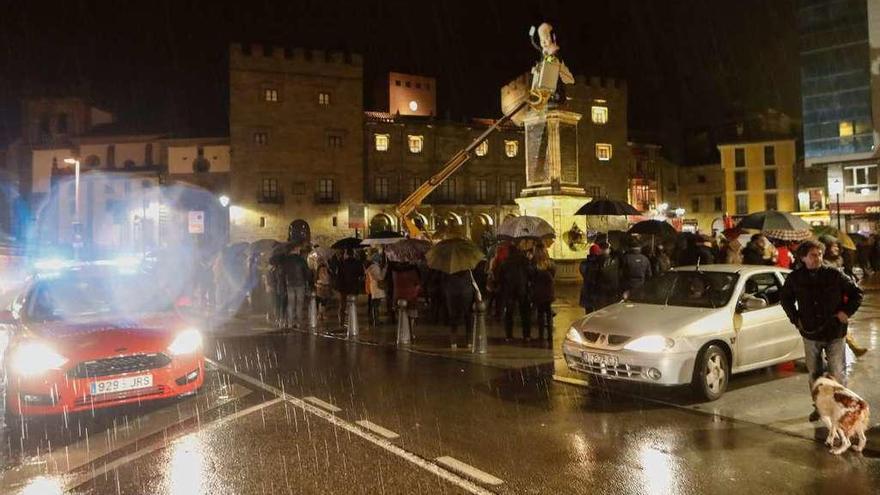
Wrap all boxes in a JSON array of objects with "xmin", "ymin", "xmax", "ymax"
[{"xmin": 1, "ymin": 261, "xmax": 204, "ymax": 421}]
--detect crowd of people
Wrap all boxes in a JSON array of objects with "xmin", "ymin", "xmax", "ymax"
[{"xmin": 196, "ymin": 228, "xmax": 879, "ymax": 355}]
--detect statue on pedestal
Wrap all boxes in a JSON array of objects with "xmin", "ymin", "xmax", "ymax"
[{"xmin": 528, "ymin": 23, "xmax": 574, "ymax": 108}]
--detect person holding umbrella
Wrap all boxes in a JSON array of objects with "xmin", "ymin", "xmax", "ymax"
[
  {"xmin": 425, "ymin": 239, "xmax": 485, "ymax": 348},
  {"xmin": 532, "ymin": 244, "xmax": 556, "ymax": 347},
  {"xmin": 366, "ymin": 253, "xmax": 388, "ymax": 326},
  {"xmin": 499, "ymin": 244, "xmax": 534, "ymax": 342},
  {"xmin": 336, "ymin": 249, "xmax": 365, "ymax": 325}
]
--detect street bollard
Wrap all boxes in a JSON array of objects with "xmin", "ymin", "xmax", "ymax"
[
  {"xmin": 346, "ymin": 294, "xmax": 359, "ymax": 340},
  {"xmin": 396, "ymin": 299, "xmax": 412, "ymax": 346},
  {"xmin": 471, "ymin": 300, "xmax": 488, "ymax": 354},
  {"xmin": 308, "ymin": 290, "xmax": 318, "ymax": 334}
]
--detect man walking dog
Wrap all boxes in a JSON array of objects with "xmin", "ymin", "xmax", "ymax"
[{"xmin": 781, "ymin": 239, "xmax": 863, "ymax": 422}]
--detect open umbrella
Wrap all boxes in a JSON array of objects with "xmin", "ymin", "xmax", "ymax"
[
  {"xmin": 331, "ymin": 237, "xmax": 364, "ymax": 250},
  {"xmin": 627, "ymin": 220, "xmax": 676, "ymax": 237},
  {"xmin": 497, "ymin": 215, "xmax": 555, "ymax": 239},
  {"xmin": 575, "ymin": 198, "xmax": 641, "ymax": 216},
  {"xmin": 361, "ymin": 231, "xmax": 405, "ymax": 246},
  {"xmin": 425, "ymin": 238, "xmax": 485, "ymax": 274},
  {"xmin": 811, "ymin": 226, "xmax": 856, "ymax": 250},
  {"xmin": 269, "ymin": 241, "xmax": 297, "ymax": 264},
  {"xmin": 384, "ymin": 239, "xmax": 431, "ymax": 263},
  {"xmin": 737, "ymin": 211, "xmax": 811, "ymax": 241}
]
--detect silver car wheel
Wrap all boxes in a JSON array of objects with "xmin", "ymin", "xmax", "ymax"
[{"xmin": 706, "ymin": 354, "xmax": 726, "ymax": 392}]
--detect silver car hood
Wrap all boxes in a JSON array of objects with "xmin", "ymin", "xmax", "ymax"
[{"xmin": 573, "ymin": 301, "xmax": 729, "ymax": 340}]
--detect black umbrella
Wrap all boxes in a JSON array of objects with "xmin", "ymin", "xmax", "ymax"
[
  {"xmin": 575, "ymin": 199, "xmax": 641, "ymax": 216},
  {"xmin": 361, "ymin": 231, "xmax": 405, "ymax": 246},
  {"xmin": 331, "ymin": 237, "xmax": 364, "ymax": 250},
  {"xmin": 627, "ymin": 220, "xmax": 676, "ymax": 237}
]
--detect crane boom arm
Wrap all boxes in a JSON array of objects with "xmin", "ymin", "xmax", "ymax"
[{"xmin": 395, "ymin": 100, "xmax": 530, "ymax": 238}]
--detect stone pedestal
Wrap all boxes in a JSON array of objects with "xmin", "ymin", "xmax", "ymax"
[{"xmin": 516, "ymin": 109, "xmax": 587, "ymax": 280}]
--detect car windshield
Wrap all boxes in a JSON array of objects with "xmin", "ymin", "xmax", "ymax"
[
  {"xmin": 627, "ymin": 271, "xmax": 739, "ymax": 308},
  {"xmin": 25, "ymin": 274, "xmax": 175, "ymax": 322}
]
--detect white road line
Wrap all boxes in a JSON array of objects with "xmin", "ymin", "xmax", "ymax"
[
  {"xmin": 65, "ymin": 397, "xmax": 284, "ymax": 491},
  {"xmin": 436, "ymin": 456, "xmax": 504, "ymax": 486},
  {"xmin": 355, "ymin": 420, "xmax": 400, "ymax": 439},
  {"xmin": 208, "ymin": 358, "xmax": 498, "ymax": 495},
  {"xmin": 303, "ymin": 396, "xmax": 342, "ymax": 412}
]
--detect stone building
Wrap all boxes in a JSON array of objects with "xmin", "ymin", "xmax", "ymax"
[
  {"xmin": 227, "ymin": 43, "xmax": 364, "ymax": 245},
  {"xmin": 676, "ymin": 164, "xmax": 726, "ymax": 233},
  {"xmin": 364, "ymin": 111, "xmax": 524, "ymax": 242}
]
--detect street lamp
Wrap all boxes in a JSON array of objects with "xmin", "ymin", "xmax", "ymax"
[
  {"xmin": 218, "ymin": 195, "xmax": 230, "ymax": 208},
  {"xmin": 829, "ymin": 177, "xmax": 843, "ymax": 231},
  {"xmin": 674, "ymin": 207, "xmax": 686, "ymax": 217},
  {"xmin": 63, "ymin": 158, "xmax": 82, "ymax": 258}
]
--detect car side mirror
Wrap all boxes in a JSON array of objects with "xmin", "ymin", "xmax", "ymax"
[
  {"xmin": 0, "ymin": 309, "xmax": 16, "ymax": 324},
  {"xmin": 739, "ymin": 295, "xmax": 768, "ymax": 312}
]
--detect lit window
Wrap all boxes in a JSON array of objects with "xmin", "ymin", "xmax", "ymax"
[
  {"xmin": 476, "ymin": 141, "xmax": 488, "ymax": 157},
  {"xmin": 408, "ymin": 135, "xmax": 424, "ymax": 153},
  {"xmin": 253, "ymin": 132, "xmax": 268, "ymax": 145},
  {"xmin": 317, "ymin": 178, "xmax": 335, "ymax": 201},
  {"xmin": 839, "ymin": 121, "xmax": 854, "ymax": 137},
  {"xmin": 591, "ymin": 106, "xmax": 608, "ymax": 124},
  {"xmin": 375, "ymin": 134, "xmax": 390, "ymax": 151},
  {"xmin": 409, "ymin": 100, "xmax": 419, "ymax": 112},
  {"xmin": 318, "ymin": 92, "xmax": 331, "ymax": 105},
  {"xmin": 595, "ymin": 143, "xmax": 612, "ymax": 161},
  {"xmin": 264, "ymin": 88, "xmax": 278, "ymax": 102},
  {"xmin": 505, "ymin": 140, "xmax": 518, "ymax": 158}
]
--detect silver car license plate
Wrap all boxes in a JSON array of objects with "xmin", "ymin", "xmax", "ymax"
[{"xmin": 584, "ymin": 352, "xmax": 619, "ymax": 367}]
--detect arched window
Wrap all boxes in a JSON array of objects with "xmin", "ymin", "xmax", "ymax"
[{"xmin": 288, "ymin": 219, "xmax": 311, "ymax": 244}]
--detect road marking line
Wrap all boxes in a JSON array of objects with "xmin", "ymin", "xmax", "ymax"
[
  {"xmin": 435, "ymin": 456, "xmax": 504, "ymax": 486},
  {"xmin": 208, "ymin": 358, "xmax": 497, "ymax": 495},
  {"xmin": 552, "ymin": 374, "xmax": 590, "ymax": 387},
  {"xmin": 64, "ymin": 397, "xmax": 284, "ymax": 491},
  {"xmin": 303, "ymin": 396, "xmax": 342, "ymax": 412},
  {"xmin": 355, "ymin": 420, "xmax": 400, "ymax": 439}
]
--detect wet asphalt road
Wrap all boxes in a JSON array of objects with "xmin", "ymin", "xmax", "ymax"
[{"xmin": 4, "ymin": 319, "xmax": 880, "ymax": 493}]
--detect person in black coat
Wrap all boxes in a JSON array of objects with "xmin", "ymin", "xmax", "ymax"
[
  {"xmin": 742, "ymin": 234, "xmax": 773, "ymax": 265},
  {"xmin": 780, "ymin": 240, "xmax": 863, "ymax": 421},
  {"xmin": 442, "ymin": 269, "xmax": 478, "ymax": 348},
  {"xmin": 336, "ymin": 249, "xmax": 365, "ymax": 324},
  {"xmin": 583, "ymin": 242, "xmax": 621, "ymax": 311},
  {"xmin": 499, "ymin": 246, "xmax": 534, "ymax": 341},
  {"xmin": 619, "ymin": 243, "xmax": 652, "ymax": 294},
  {"xmin": 532, "ymin": 245, "xmax": 556, "ymax": 347}
]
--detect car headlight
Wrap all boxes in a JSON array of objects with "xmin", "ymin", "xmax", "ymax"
[
  {"xmin": 624, "ymin": 335, "xmax": 675, "ymax": 353},
  {"xmin": 10, "ymin": 341, "xmax": 68, "ymax": 375},
  {"xmin": 168, "ymin": 328, "xmax": 203, "ymax": 356},
  {"xmin": 565, "ymin": 326, "xmax": 585, "ymax": 344}
]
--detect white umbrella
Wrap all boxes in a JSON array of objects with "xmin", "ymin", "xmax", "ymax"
[{"xmin": 497, "ymin": 216, "xmax": 555, "ymax": 239}]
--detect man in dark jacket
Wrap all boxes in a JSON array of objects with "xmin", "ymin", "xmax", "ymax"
[
  {"xmin": 282, "ymin": 248, "xmax": 312, "ymax": 327},
  {"xmin": 619, "ymin": 243, "xmax": 652, "ymax": 293},
  {"xmin": 583, "ymin": 242, "xmax": 621, "ymax": 311},
  {"xmin": 336, "ymin": 249, "xmax": 365, "ymax": 325},
  {"xmin": 780, "ymin": 239, "xmax": 863, "ymax": 421},
  {"xmin": 499, "ymin": 246, "xmax": 534, "ymax": 341}
]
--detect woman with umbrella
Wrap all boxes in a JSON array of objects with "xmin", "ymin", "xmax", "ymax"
[
  {"xmin": 426, "ymin": 239, "xmax": 485, "ymax": 349},
  {"xmin": 386, "ymin": 239, "xmax": 430, "ymax": 335},
  {"xmin": 335, "ymin": 249, "xmax": 365, "ymax": 325}
]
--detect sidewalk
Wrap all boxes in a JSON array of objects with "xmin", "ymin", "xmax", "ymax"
[{"xmin": 197, "ymin": 294, "xmax": 574, "ymax": 371}]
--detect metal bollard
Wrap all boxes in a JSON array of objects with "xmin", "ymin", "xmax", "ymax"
[
  {"xmin": 396, "ymin": 299, "xmax": 412, "ymax": 346},
  {"xmin": 346, "ymin": 294, "xmax": 359, "ymax": 340},
  {"xmin": 471, "ymin": 300, "xmax": 488, "ymax": 354},
  {"xmin": 308, "ymin": 290, "xmax": 318, "ymax": 334}
]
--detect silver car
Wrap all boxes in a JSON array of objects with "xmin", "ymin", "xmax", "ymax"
[{"xmin": 563, "ymin": 265, "xmax": 804, "ymax": 401}]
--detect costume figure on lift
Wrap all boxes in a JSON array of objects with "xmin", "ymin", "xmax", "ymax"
[{"xmin": 528, "ymin": 22, "xmax": 575, "ymax": 108}]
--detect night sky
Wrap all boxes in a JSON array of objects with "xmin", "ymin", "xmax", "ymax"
[{"xmin": 0, "ymin": 0, "xmax": 798, "ymax": 160}]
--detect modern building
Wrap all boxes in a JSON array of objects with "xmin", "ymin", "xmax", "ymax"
[
  {"xmin": 718, "ymin": 138, "xmax": 798, "ymax": 217},
  {"xmin": 799, "ymin": 0, "xmax": 880, "ymax": 233}
]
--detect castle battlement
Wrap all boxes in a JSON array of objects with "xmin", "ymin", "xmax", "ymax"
[{"xmin": 229, "ymin": 43, "xmax": 364, "ymax": 70}]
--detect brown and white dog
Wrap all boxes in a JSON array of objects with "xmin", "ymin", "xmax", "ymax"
[{"xmin": 812, "ymin": 374, "xmax": 870, "ymax": 455}]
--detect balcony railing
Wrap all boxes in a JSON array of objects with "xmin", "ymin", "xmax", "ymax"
[{"xmin": 257, "ymin": 193, "xmax": 284, "ymax": 204}]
